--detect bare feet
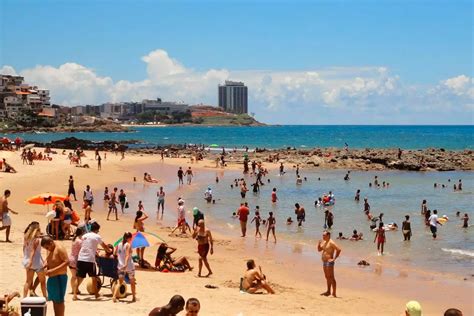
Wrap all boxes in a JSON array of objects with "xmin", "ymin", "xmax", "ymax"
[
  {"xmin": 205, "ymin": 272, "xmax": 213, "ymax": 277},
  {"xmin": 112, "ymin": 298, "xmax": 118, "ymax": 303},
  {"xmin": 131, "ymin": 296, "xmax": 136, "ymax": 302},
  {"xmin": 320, "ymin": 291, "xmax": 330, "ymax": 296},
  {"xmin": 72, "ymin": 296, "xmax": 79, "ymax": 301}
]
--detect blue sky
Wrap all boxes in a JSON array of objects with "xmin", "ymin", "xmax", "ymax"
[{"xmin": 1, "ymin": 0, "xmax": 472, "ymax": 124}]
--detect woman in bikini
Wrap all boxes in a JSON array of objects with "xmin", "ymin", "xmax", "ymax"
[
  {"xmin": 374, "ymin": 222, "xmax": 386, "ymax": 255},
  {"xmin": 134, "ymin": 210, "xmax": 149, "ymax": 265},
  {"xmin": 192, "ymin": 219, "xmax": 213, "ymax": 277},
  {"xmin": 266, "ymin": 212, "xmax": 276, "ymax": 243}
]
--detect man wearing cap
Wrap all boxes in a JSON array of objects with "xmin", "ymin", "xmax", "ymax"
[{"xmin": 192, "ymin": 207, "xmax": 204, "ymax": 230}]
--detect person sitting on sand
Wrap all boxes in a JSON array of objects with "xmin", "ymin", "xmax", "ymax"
[
  {"xmin": 241, "ymin": 259, "xmax": 275, "ymax": 294},
  {"xmin": 149, "ymin": 295, "xmax": 185, "ymax": 316},
  {"xmin": 144, "ymin": 173, "xmax": 159, "ymax": 183},
  {"xmin": 154, "ymin": 243, "xmax": 193, "ymax": 272},
  {"xmin": 2, "ymin": 158, "xmax": 17, "ymax": 173}
]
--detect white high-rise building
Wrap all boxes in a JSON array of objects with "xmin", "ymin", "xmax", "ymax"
[{"xmin": 218, "ymin": 81, "xmax": 248, "ymax": 114}]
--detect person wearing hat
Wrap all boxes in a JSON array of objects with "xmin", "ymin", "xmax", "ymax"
[
  {"xmin": 192, "ymin": 207, "xmax": 204, "ymax": 230},
  {"xmin": 405, "ymin": 300, "xmax": 422, "ymax": 316}
]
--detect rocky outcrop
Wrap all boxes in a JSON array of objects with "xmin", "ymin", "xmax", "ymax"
[{"xmin": 26, "ymin": 138, "xmax": 474, "ymax": 171}]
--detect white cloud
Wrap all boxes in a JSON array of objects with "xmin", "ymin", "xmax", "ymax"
[
  {"xmin": 0, "ymin": 65, "xmax": 17, "ymax": 75},
  {"xmin": 1, "ymin": 49, "xmax": 473, "ymax": 124}
]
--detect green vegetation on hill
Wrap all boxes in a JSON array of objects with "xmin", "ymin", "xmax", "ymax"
[{"xmin": 193, "ymin": 114, "xmax": 263, "ymax": 126}]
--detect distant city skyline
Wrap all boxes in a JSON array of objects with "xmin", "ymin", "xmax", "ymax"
[{"xmin": 0, "ymin": 0, "xmax": 472, "ymax": 124}]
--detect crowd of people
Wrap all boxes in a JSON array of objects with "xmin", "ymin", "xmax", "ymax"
[{"xmin": 0, "ymin": 144, "xmax": 469, "ymax": 315}]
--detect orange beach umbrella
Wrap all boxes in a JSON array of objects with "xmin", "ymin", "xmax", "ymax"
[{"xmin": 26, "ymin": 193, "xmax": 68, "ymax": 205}]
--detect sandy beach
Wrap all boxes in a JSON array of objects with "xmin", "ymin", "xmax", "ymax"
[{"xmin": 0, "ymin": 149, "xmax": 472, "ymax": 316}]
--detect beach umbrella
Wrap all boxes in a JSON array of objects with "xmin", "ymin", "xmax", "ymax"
[
  {"xmin": 27, "ymin": 193, "xmax": 68, "ymax": 205},
  {"xmin": 113, "ymin": 231, "xmax": 165, "ymax": 249},
  {"xmin": 209, "ymin": 144, "xmax": 219, "ymax": 147},
  {"xmin": 24, "ymin": 144, "xmax": 35, "ymax": 149}
]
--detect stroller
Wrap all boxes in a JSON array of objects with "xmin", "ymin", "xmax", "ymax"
[{"xmin": 94, "ymin": 255, "xmax": 129, "ymax": 296}]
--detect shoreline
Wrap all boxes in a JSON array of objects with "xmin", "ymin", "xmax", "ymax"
[{"xmin": 0, "ymin": 148, "xmax": 472, "ymax": 315}]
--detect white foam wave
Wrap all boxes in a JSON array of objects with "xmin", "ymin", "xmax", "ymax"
[{"xmin": 441, "ymin": 248, "xmax": 474, "ymax": 258}]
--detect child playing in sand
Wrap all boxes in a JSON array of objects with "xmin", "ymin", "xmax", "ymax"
[
  {"xmin": 251, "ymin": 211, "xmax": 262, "ymax": 238},
  {"xmin": 266, "ymin": 212, "xmax": 276, "ymax": 243}
]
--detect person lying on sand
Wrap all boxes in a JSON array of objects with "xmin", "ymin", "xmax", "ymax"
[{"xmin": 241, "ymin": 259, "xmax": 275, "ymax": 294}]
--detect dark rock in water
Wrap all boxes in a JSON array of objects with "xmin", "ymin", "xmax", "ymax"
[{"xmin": 29, "ymin": 137, "xmax": 131, "ymax": 150}]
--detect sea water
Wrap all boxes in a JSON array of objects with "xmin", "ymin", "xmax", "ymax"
[
  {"xmin": 181, "ymin": 169, "xmax": 473, "ymax": 277},
  {"xmin": 3, "ymin": 125, "xmax": 473, "ymax": 149}
]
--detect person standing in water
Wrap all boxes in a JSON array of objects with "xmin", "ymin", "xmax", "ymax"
[
  {"xmin": 186, "ymin": 167, "xmax": 193, "ymax": 185},
  {"xmin": 271, "ymin": 188, "xmax": 278, "ymax": 203},
  {"xmin": 317, "ymin": 231, "xmax": 341, "ymax": 297},
  {"xmin": 421, "ymin": 199, "xmax": 428, "ymax": 215},
  {"xmin": 266, "ymin": 212, "xmax": 276, "ymax": 243},
  {"xmin": 177, "ymin": 167, "xmax": 184, "ymax": 186},
  {"xmin": 402, "ymin": 215, "xmax": 412, "ymax": 241},
  {"xmin": 363, "ymin": 197, "xmax": 370, "ymax": 213},
  {"xmin": 251, "ymin": 211, "xmax": 262, "ymax": 238},
  {"xmin": 237, "ymin": 203, "xmax": 250, "ymax": 237},
  {"xmin": 294, "ymin": 203, "xmax": 306, "ymax": 227},
  {"xmin": 428, "ymin": 209, "xmax": 442, "ymax": 239},
  {"xmin": 157, "ymin": 186, "xmax": 165, "ymax": 216},
  {"xmin": 374, "ymin": 222, "xmax": 386, "ymax": 255},
  {"xmin": 354, "ymin": 189, "xmax": 360, "ymax": 202}
]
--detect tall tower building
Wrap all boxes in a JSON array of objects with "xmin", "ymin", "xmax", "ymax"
[{"xmin": 218, "ymin": 81, "xmax": 248, "ymax": 114}]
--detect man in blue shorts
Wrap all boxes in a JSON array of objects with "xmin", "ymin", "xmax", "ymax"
[{"xmin": 41, "ymin": 236, "xmax": 69, "ymax": 316}]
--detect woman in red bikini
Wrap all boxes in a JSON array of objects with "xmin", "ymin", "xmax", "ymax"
[{"xmin": 374, "ymin": 222, "xmax": 386, "ymax": 255}]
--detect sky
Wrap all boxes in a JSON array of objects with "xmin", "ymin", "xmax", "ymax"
[{"xmin": 0, "ymin": 0, "xmax": 472, "ymax": 124}]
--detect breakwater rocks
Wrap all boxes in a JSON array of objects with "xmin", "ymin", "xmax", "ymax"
[
  {"xmin": 128, "ymin": 147, "xmax": 473, "ymax": 172},
  {"xmin": 29, "ymin": 137, "xmax": 473, "ymax": 171}
]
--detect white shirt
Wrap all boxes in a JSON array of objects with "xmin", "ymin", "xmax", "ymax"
[
  {"xmin": 84, "ymin": 189, "xmax": 93, "ymax": 200},
  {"xmin": 429, "ymin": 214, "xmax": 438, "ymax": 227},
  {"xmin": 178, "ymin": 205, "xmax": 185, "ymax": 220},
  {"xmin": 116, "ymin": 242, "xmax": 134, "ymax": 272},
  {"xmin": 78, "ymin": 232, "xmax": 102, "ymax": 263}
]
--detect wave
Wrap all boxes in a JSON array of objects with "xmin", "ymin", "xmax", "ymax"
[{"xmin": 441, "ymin": 248, "xmax": 474, "ymax": 258}]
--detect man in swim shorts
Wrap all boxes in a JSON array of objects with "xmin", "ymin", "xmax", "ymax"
[
  {"xmin": 0, "ymin": 190, "xmax": 17, "ymax": 242},
  {"xmin": 317, "ymin": 231, "xmax": 341, "ymax": 297},
  {"xmin": 41, "ymin": 236, "xmax": 69, "ymax": 316}
]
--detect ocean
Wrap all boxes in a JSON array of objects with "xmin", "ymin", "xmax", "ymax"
[
  {"xmin": 181, "ymin": 169, "xmax": 474, "ymax": 278},
  {"xmin": 2, "ymin": 125, "xmax": 473, "ymax": 149}
]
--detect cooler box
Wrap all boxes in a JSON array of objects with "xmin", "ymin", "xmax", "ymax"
[{"xmin": 20, "ymin": 297, "xmax": 47, "ymax": 316}]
